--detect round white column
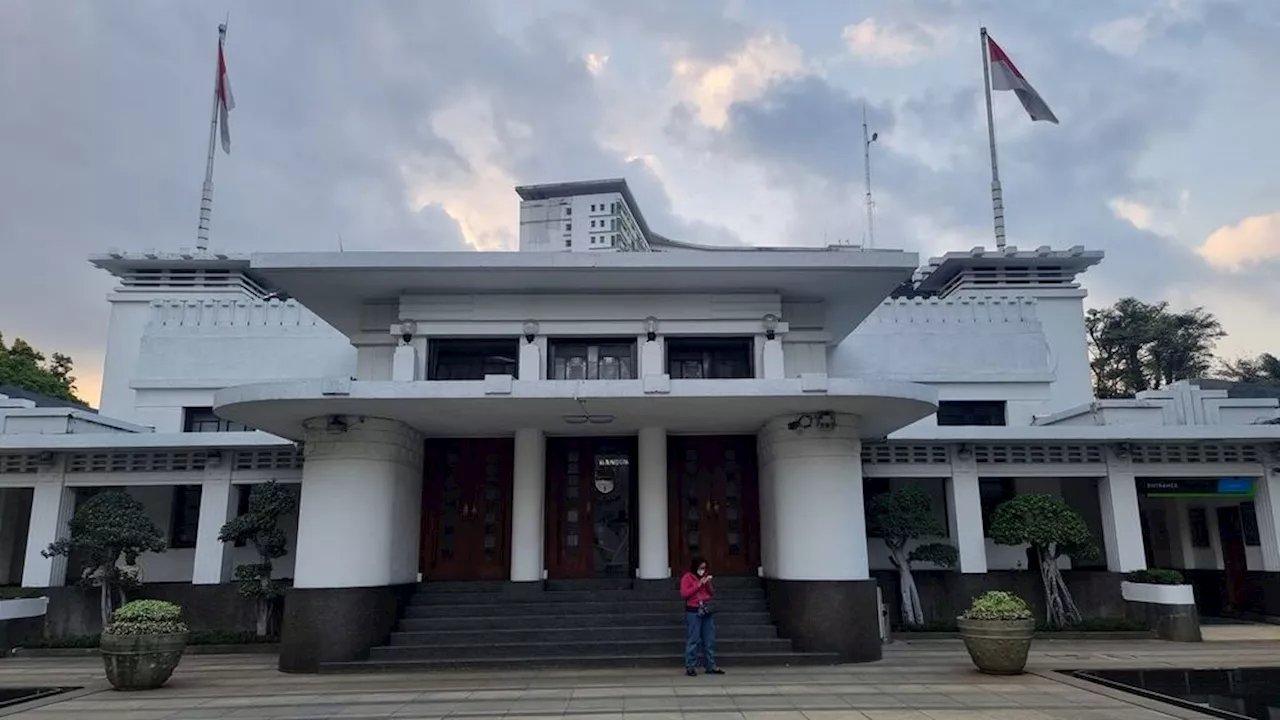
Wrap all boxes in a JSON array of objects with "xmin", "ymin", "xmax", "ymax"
[
  {"xmin": 292, "ymin": 416, "xmax": 425, "ymax": 589},
  {"xmin": 637, "ymin": 427, "xmax": 670, "ymax": 579},
  {"xmin": 758, "ymin": 414, "xmax": 868, "ymax": 581},
  {"xmin": 509, "ymin": 428, "xmax": 546, "ymax": 583}
]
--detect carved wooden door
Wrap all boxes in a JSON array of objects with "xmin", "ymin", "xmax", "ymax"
[
  {"xmin": 669, "ymin": 435, "xmax": 759, "ymax": 576},
  {"xmin": 421, "ymin": 438, "xmax": 513, "ymax": 581}
]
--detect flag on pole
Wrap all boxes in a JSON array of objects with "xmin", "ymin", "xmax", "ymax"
[
  {"xmin": 217, "ymin": 37, "xmax": 235, "ymax": 153},
  {"xmin": 986, "ymin": 35, "xmax": 1058, "ymax": 124}
]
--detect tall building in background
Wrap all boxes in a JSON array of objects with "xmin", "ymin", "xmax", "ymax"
[{"xmin": 516, "ymin": 179, "xmax": 651, "ymax": 252}]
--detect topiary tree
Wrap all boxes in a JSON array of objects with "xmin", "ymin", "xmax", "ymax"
[
  {"xmin": 989, "ymin": 492, "xmax": 1099, "ymax": 628},
  {"xmin": 867, "ymin": 485, "xmax": 959, "ymax": 628},
  {"xmin": 218, "ymin": 481, "xmax": 297, "ymax": 637},
  {"xmin": 43, "ymin": 491, "xmax": 167, "ymax": 629}
]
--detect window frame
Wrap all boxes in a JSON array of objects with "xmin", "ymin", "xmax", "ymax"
[
  {"xmin": 665, "ymin": 337, "xmax": 754, "ymax": 379},
  {"xmin": 547, "ymin": 338, "xmax": 637, "ymax": 380},
  {"xmin": 183, "ymin": 407, "xmax": 247, "ymax": 433},
  {"xmin": 169, "ymin": 484, "xmax": 203, "ymax": 549},
  {"xmin": 937, "ymin": 400, "xmax": 1007, "ymax": 427},
  {"xmin": 428, "ymin": 338, "xmax": 520, "ymax": 381}
]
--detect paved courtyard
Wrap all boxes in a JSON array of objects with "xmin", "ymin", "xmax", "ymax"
[{"xmin": 3, "ymin": 636, "xmax": 1279, "ymax": 719}]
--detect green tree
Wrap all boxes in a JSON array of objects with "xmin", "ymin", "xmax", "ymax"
[
  {"xmin": 1086, "ymin": 298, "xmax": 1224, "ymax": 398},
  {"xmin": 1220, "ymin": 353, "xmax": 1280, "ymax": 386},
  {"xmin": 43, "ymin": 491, "xmax": 167, "ymax": 628},
  {"xmin": 867, "ymin": 485, "xmax": 958, "ymax": 628},
  {"xmin": 218, "ymin": 481, "xmax": 297, "ymax": 637},
  {"xmin": 0, "ymin": 333, "xmax": 84, "ymax": 404},
  {"xmin": 988, "ymin": 493, "xmax": 1099, "ymax": 628}
]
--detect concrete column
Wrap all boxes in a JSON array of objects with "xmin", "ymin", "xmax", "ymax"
[
  {"xmin": 762, "ymin": 339, "xmax": 785, "ymax": 379},
  {"xmin": 518, "ymin": 339, "xmax": 541, "ymax": 380},
  {"xmin": 946, "ymin": 452, "xmax": 988, "ymax": 574},
  {"xmin": 391, "ymin": 344, "xmax": 418, "ymax": 381},
  {"xmin": 509, "ymin": 428, "xmax": 546, "ymax": 582},
  {"xmin": 1100, "ymin": 451, "xmax": 1147, "ymax": 572},
  {"xmin": 1253, "ymin": 471, "xmax": 1280, "ymax": 572},
  {"xmin": 637, "ymin": 427, "xmax": 669, "ymax": 579},
  {"xmin": 191, "ymin": 475, "xmax": 236, "ymax": 584},
  {"xmin": 22, "ymin": 479, "xmax": 73, "ymax": 587},
  {"xmin": 640, "ymin": 338, "xmax": 664, "ymax": 377}
]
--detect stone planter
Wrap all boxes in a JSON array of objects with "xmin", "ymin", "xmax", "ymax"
[
  {"xmin": 100, "ymin": 632, "xmax": 187, "ymax": 690},
  {"xmin": 1121, "ymin": 581, "xmax": 1201, "ymax": 642},
  {"xmin": 957, "ymin": 617, "xmax": 1035, "ymax": 675}
]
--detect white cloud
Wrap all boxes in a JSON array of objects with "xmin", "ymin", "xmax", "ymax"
[
  {"xmin": 585, "ymin": 52, "xmax": 610, "ymax": 77},
  {"xmin": 670, "ymin": 33, "xmax": 806, "ymax": 129},
  {"xmin": 1198, "ymin": 211, "xmax": 1280, "ymax": 270},
  {"xmin": 840, "ymin": 18, "xmax": 946, "ymax": 66},
  {"xmin": 1089, "ymin": 0, "xmax": 1201, "ymax": 55},
  {"xmin": 1108, "ymin": 197, "xmax": 1156, "ymax": 231}
]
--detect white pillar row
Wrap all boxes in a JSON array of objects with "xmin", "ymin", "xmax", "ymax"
[
  {"xmin": 1099, "ymin": 450, "xmax": 1147, "ymax": 572},
  {"xmin": 946, "ymin": 451, "xmax": 988, "ymax": 574},
  {"xmin": 22, "ymin": 478, "xmax": 74, "ymax": 587},
  {"xmin": 509, "ymin": 428, "xmax": 546, "ymax": 582},
  {"xmin": 1252, "ymin": 469, "xmax": 1280, "ymax": 572},
  {"xmin": 292, "ymin": 417, "xmax": 425, "ymax": 589},
  {"xmin": 637, "ymin": 427, "xmax": 669, "ymax": 580},
  {"xmin": 191, "ymin": 472, "xmax": 236, "ymax": 585},
  {"xmin": 758, "ymin": 413, "xmax": 868, "ymax": 580}
]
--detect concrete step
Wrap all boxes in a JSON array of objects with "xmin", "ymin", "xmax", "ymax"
[
  {"xmin": 396, "ymin": 611, "xmax": 775, "ymax": 632},
  {"xmin": 387, "ymin": 624, "xmax": 780, "ymax": 645},
  {"xmin": 409, "ymin": 588, "xmax": 765, "ymax": 605},
  {"xmin": 403, "ymin": 599, "xmax": 767, "ymax": 619},
  {"xmin": 368, "ymin": 638, "xmax": 796, "ymax": 662},
  {"xmin": 321, "ymin": 651, "xmax": 840, "ymax": 673}
]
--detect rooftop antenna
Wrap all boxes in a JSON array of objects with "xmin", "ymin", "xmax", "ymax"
[
  {"xmin": 337, "ymin": 233, "xmax": 345, "ymax": 252},
  {"xmin": 862, "ymin": 102, "xmax": 879, "ymax": 249}
]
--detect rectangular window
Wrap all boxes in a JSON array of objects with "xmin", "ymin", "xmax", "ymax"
[
  {"xmin": 1242, "ymin": 502, "xmax": 1261, "ymax": 546},
  {"xmin": 937, "ymin": 401, "xmax": 1007, "ymax": 427},
  {"xmin": 863, "ymin": 478, "xmax": 891, "ymax": 537},
  {"xmin": 565, "ymin": 238, "xmax": 572, "ymax": 248},
  {"xmin": 429, "ymin": 339, "xmax": 519, "ymax": 380},
  {"xmin": 169, "ymin": 485, "xmax": 202, "ymax": 549},
  {"xmin": 979, "ymin": 478, "xmax": 1016, "ymax": 537},
  {"xmin": 183, "ymin": 407, "xmax": 247, "ymax": 433},
  {"xmin": 666, "ymin": 337, "xmax": 753, "ymax": 379},
  {"xmin": 1187, "ymin": 507, "xmax": 1211, "ymax": 548},
  {"xmin": 564, "ymin": 206, "xmax": 571, "ymax": 216},
  {"xmin": 548, "ymin": 339, "xmax": 636, "ymax": 380},
  {"xmin": 565, "ymin": 222, "xmax": 572, "ymax": 231}
]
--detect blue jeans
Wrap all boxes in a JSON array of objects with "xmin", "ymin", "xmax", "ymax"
[{"xmin": 685, "ymin": 609, "xmax": 717, "ymax": 670}]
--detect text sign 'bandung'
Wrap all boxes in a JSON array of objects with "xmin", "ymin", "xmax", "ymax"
[{"xmin": 1137, "ymin": 477, "xmax": 1255, "ymax": 498}]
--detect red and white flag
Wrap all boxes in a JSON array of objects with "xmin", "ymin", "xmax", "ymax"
[
  {"xmin": 986, "ymin": 35, "xmax": 1058, "ymax": 124},
  {"xmin": 217, "ymin": 38, "xmax": 235, "ymax": 153}
]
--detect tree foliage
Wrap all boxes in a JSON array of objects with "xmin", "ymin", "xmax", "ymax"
[
  {"xmin": 1086, "ymin": 298, "xmax": 1225, "ymax": 398},
  {"xmin": 1220, "ymin": 353, "xmax": 1280, "ymax": 386},
  {"xmin": 218, "ymin": 481, "xmax": 297, "ymax": 637},
  {"xmin": 867, "ymin": 485, "xmax": 957, "ymax": 628},
  {"xmin": 43, "ymin": 491, "xmax": 166, "ymax": 628},
  {"xmin": 989, "ymin": 493, "xmax": 1098, "ymax": 628},
  {"xmin": 0, "ymin": 333, "xmax": 84, "ymax": 404}
]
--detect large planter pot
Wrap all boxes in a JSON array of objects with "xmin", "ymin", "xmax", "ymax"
[
  {"xmin": 1121, "ymin": 581, "xmax": 1201, "ymax": 642},
  {"xmin": 957, "ymin": 617, "xmax": 1035, "ymax": 675},
  {"xmin": 100, "ymin": 632, "xmax": 187, "ymax": 690}
]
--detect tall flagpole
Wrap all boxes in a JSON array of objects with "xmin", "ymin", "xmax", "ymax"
[
  {"xmin": 980, "ymin": 26, "xmax": 1006, "ymax": 249},
  {"xmin": 861, "ymin": 103, "xmax": 877, "ymax": 249},
  {"xmin": 196, "ymin": 23, "xmax": 227, "ymax": 253}
]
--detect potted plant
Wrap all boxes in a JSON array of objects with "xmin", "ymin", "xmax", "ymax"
[
  {"xmin": 957, "ymin": 591, "xmax": 1035, "ymax": 675},
  {"xmin": 100, "ymin": 599, "xmax": 188, "ymax": 690},
  {"xmin": 1122, "ymin": 569, "xmax": 1200, "ymax": 642}
]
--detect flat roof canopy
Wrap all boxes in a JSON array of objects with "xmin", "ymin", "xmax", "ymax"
[{"xmin": 250, "ymin": 249, "xmax": 919, "ymax": 341}]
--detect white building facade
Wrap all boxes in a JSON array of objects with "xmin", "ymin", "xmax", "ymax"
[{"xmin": 2, "ymin": 179, "xmax": 1279, "ymax": 672}]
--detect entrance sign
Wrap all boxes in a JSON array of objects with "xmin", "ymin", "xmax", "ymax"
[{"xmin": 1137, "ymin": 477, "xmax": 1255, "ymax": 498}]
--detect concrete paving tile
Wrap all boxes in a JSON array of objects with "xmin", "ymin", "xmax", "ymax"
[
  {"xmin": 860, "ymin": 712, "xmax": 935, "ymax": 720},
  {"xmin": 624, "ymin": 697, "xmax": 682, "ymax": 711},
  {"xmin": 787, "ymin": 697, "xmax": 853, "ymax": 710},
  {"xmin": 889, "ymin": 695, "xmax": 965, "ymax": 709},
  {"xmin": 168, "ymin": 710, "xmax": 234, "ymax": 720},
  {"xmin": 842, "ymin": 696, "xmax": 908, "ymax": 709},
  {"xmin": 802, "ymin": 711, "xmax": 872, "ymax": 719},
  {"xmin": 919, "ymin": 711, "xmax": 998, "ymax": 720},
  {"xmin": 620, "ymin": 712, "xmax": 684, "ymax": 720},
  {"xmin": 741, "ymin": 712, "xmax": 809, "ymax": 720},
  {"xmin": 566, "ymin": 698, "xmax": 628, "ymax": 711}
]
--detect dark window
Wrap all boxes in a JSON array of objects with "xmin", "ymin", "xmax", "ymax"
[
  {"xmin": 429, "ymin": 339, "xmax": 519, "ymax": 380},
  {"xmin": 169, "ymin": 485, "xmax": 202, "ymax": 549},
  {"xmin": 937, "ymin": 401, "xmax": 1007, "ymax": 427},
  {"xmin": 667, "ymin": 337, "xmax": 753, "ymax": 379},
  {"xmin": 183, "ymin": 407, "xmax": 247, "ymax": 433},
  {"xmin": 564, "ymin": 207, "xmax": 571, "ymax": 216},
  {"xmin": 565, "ymin": 239, "xmax": 572, "ymax": 248},
  {"xmin": 1242, "ymin": 502, "xmax": 1261, "ymax": 546},
  {"xmin": 233, "ymin": 485, "xmax": 252, "ymax": 547},
  {"xmin": 1188, "ymin": 507, "xmax": 1211, "ymax": 548},
  {"xmin": 549, "ymin": 339, "xmax": 636, "ymax": 380},
  {"xmin": 979, "ymin": 478, "xmax": 1016, "ymax": 537},
  {"xmin": 863, "ymin": 477, "xmax": 891, "ymax": 537},
  {"xmin": 565, "ymin": 222, "xmax": 572, "ymax": 231}
]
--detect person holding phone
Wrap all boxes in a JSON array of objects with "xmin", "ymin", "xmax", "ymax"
[{"xmin": 679, "ymin": 556, "xmax": 724, "ymax": 676}]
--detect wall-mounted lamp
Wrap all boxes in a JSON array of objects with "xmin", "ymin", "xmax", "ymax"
[
  {"xmin": 522, "ymin": 320, "xmax": 539, "ymax": 344},
  {"xmin": 762, "ymin": 313, "xmax": 779, "ymax": 340},
  {"xmin": 397, "ymin": 319, "xmax": 417, "ymax": 345},
  {"xmin": 786, "ymin": 411, "xmax": 836, "ymax": 434},
  {"xmin": 644, "ymin": 316, "xmax": 658, "ymax": 342}
]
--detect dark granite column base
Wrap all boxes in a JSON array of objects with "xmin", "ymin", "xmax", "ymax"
[
  {"xmin": 279, "ymin": 585, "xmax": 415, "ymax": 673},
  {"xmin": 765, "ymin": 579, "xmax": 882, "ymax": 662},
  {"xmin": 1126, "ymin": 600, "xmax": 1202, "ymax": 642}
]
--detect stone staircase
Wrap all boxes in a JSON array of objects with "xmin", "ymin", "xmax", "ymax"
[{"xmin": 321, "ymin": 577, "xmax": 839, "ymax": 671}]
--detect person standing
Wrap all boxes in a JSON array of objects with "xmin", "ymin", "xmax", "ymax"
[{"xmin": 680, "ymin": 557, "xmax": 724, "ymax": 676}]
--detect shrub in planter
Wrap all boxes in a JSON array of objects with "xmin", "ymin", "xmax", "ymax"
[
  {"xmin": 1124, "ymin": 568, "xmax": 1184, "ymax": 585},
  {"xmin": 100, "ymin": 600, "xmax": 188, "ymax": 690},
  {"xmin": 957, "ymin": 591, "xmax": 1035, "ymax": 675}
]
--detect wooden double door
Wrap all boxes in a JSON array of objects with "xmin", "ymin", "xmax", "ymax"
[
  {"xmin": 420, "ymin": 438, "xmax": 514, "ymax": 581},
  {"xmin": 668, "ymin": 435, "xmax": 760, "ymax": 576},
  {"xmin": 545, "ymin": 437, "xmax": 637, "ymax": 579}
]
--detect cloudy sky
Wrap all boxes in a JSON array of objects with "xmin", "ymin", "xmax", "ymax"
[{"xmin": 2, "ymin": 0, "xmax": 1278, "ymax": 407}]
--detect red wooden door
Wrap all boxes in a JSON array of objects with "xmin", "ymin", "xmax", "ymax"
[
  {"xmin": 669, "ymin": 435, "xmax": 759, "ymax": 576},
  {"xmin": 421, "ymin": 438, "xmax": 513, "ymax": 581},
  {"xmin": 1217, "ymin": 506, "xmax": 1249, "ymax": 614},
  {"xmin": 545, "ymin": 437, "xmax": 636, "ymax": 579}
]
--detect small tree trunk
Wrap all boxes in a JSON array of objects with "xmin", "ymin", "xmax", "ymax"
[
  {"xmin": 256, "ymin": 600, "xmax": 270, "ymax": 637},
  {"xmin": 891, "ymin": 548, "xmax": 923, "ymax": 628},
  {"xmin": 99, "ymin": 579, "xmax": 111, "ymax": 630}
]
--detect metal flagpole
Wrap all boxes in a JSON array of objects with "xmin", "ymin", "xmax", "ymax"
[
  {"xmin": 196, "ymin": 23, "xmax": 227, "ymax": 253},
  {"xmin": 862, "ymin": 103, "xmax": 878, "ymax": 249},
  {"xmin": 980, "ymin": 26, "xmax": 1006, "ymax": 249}
]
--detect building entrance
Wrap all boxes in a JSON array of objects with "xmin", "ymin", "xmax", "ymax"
[
  {"xmin": 420, "ymin": 438, "xmax": 514, "ymax": 581},
  {"xmin": 668, "ymin": 435, "xmax": 760, "ymax": 576},
  {"xmin": 545, "ymin": 437, "xmax": 637, "ymax": 579}
]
